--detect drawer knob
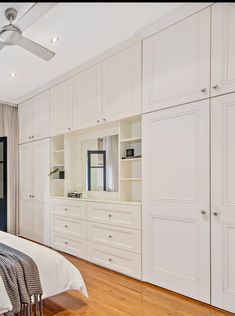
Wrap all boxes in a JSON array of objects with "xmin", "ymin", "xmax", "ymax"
[
  {"xmin": 65, "ymin": 225, "xmax": 68, "ymax": 228},
  {"xmin": 108, "ymin": 258, "xmax": 112, "ymax": 262},
  {"xmin": 64, "ymin": 208, "xmax": 68, "ymax": 211},
  {"xmin": 201, "ymin": 88, "xmax": 207, "ymax": 93},
  {"xmin": 108, "ymin": 235, "xmax": 112, "ymax": 239},
  {"xmin": 108, "ymin": 214, "xmax": 112, "ymax": 218},
  {"xmin": 64, "ymin": 241, "xmax": 68, "ymax": 245}
]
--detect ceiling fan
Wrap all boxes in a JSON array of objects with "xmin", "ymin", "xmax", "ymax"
[{"xmin": 0, "ymin": 3, "xmax": 57, "ymax": 61}]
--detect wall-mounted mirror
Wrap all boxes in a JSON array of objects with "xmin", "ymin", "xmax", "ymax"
[{"xmin": 81, "ymin": 135, "xmax": 118, "ymax": 192}]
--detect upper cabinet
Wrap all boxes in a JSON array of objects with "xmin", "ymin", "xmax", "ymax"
[
  {"xmin": 50, "ymin": 79, "xmax": 73, "ymax": 136},
  {"xmin": 143, "ymin": 8, "xmax": 210, "ymax": 113},
  {"xmin": 19, "ymin": 90, "xmax": 50, "ymax": 144},
  {"xmin": 73, "ymin": 64, "xmax": 102, "ymax": 130},
  {"xmin": 102, "ymin": 44, "xmax": 141, "ymax": 122},
  {"xmin": 211, "ymin": 3, "xmax": 235, "ymax": 96}
]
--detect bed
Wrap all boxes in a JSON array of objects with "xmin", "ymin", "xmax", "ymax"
[{"xmin": 0, "ymin": 232, "xmax": 87, "ymax": 314}]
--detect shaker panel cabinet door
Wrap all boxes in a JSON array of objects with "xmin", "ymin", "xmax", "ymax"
[
  {"xmin": 33, "ymin": 90, "xmax": 50, "ymax": 141},
  {"xmin": 143, "ymin": 8, "xmax": 210, "ymax": 113},
  {"xmin": 142, "ymin": 100, "xmax": 210, "ymax": 303},
  {"xmin": 102, "ymin": 44, "xmax": 141, "ymax": 122},
  {"xmin": 19, "ymin": 99, "xmax": 34, "ymax": 144},
  {"xmin": 211, "ymin": 94, "xmax": 235, "ymax": 313},
  {"xmin": 50, "ymin": 79, "xmax": 73, "ymax": 136},
  {"xmin": 211, "ymin": 3, "xmax": 235, "ymax": 96},
  {"xmin": 73, "ymin": 64, "xmax": 102, "ymax": 130}
]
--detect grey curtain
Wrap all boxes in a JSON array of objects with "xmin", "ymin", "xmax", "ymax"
[{"xmin": 0, "ymin": 103, "xmax": 18, "ymax": 234}]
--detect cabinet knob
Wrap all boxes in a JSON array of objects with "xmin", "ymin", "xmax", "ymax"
[
  {"xmin": 200, "ymin": 210, "xmax": 206, "ymax": 215},
  {"xmin": 201, "ymin": 88, "xmax": 207, "ymax": 93},
  {"xmin": 29, "ymin": 136, "xmax": 31, "ymax": 139},
  {"xmin": 108, "ymin": 214, "xmax": 112, "ymax": 218},
  {"xmin": 32, "ymin": 135, "xmax": 34, "ymax": 139},
  {"xmin": 96, "ymin": 120, "xmax": 100, "ymax": 123},
  {"xmin": 64, "ymin": 241, "xmax": 68, "ymax": 245},
  {"xmin": 31, "ymin": 195, "xmax": 35, "ymax": 198},
  {"xmin": 65, "ymin": 225, "xmax": 68, "ymax": 228},
  {"xmin": 212, "ymin": 84, "xmax": 219, "ymax": 90},
  {"xmin": 103, "ymin": 118, "xmax": 106, "ymax": 122},
  {"xmin": 212, "ymin": 211, "xmax": 218, "ymax": 216},
  {"xmin": 29, "ymin": 194, "xmax": 32, "ymax": 198},
  {"xmin": 64, "ymin": 208, "xmax": 68, "ymax": 211},
  {"xmin": 68, "ymin": 128, "xmax": 71, "ymax": 131},
  {"xmin": 108, "ymin": 258, "xmax": 112, "ymax": 262},
  {"xmin": 108, "ymin": 235, "xmax": 112, "ymax": 239}
]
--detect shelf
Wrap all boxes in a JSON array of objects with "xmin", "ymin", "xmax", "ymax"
[
  {"xmin": 51, "ymin": 164, "xmax": 64, "ymax": 167},
  {"xmin": 53, "ymin": 149, "xmax": 64, "ymax": 153},
  {"xmin": 52, "ymin": 179, "xmax": 64, "ymax": 182},
  {"xmin": 120, "ymin": 137, "xmax": 142, "ymax": 143},
  {"xmin": 120, "ymin": 178, "xmax": 142, "ymax": 181},
  {"xmin": 120, "ymin": 158, "xmax": 142, "ymax": 162}
]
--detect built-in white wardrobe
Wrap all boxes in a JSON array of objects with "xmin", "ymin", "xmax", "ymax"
[
  {"xmin": 142, "ymin": 3, "xmax": 235, "ymax": 313},
  {"xmin": 17, "ymin": 2, "xmax": 235, "ymax": 314}
]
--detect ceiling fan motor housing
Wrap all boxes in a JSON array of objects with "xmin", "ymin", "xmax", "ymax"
[{"xmin": 5, "ymin": 8, "xmax": 17, "ymax": 22}]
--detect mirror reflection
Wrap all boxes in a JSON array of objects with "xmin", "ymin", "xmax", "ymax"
[{"xmin": 81, "ymin": 135, "xmax": 118, "ymax": 192}]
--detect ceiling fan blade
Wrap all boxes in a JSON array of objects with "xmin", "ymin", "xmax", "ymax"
[
  {"xmin": 0, "ymin": 41, "xmax": 6, "ymax": 52},
  {"xmin": 18, "ymin": 36, "xmax": 55, "ymax": 61},
  {"xmin": 15, "ymin": 3, "xmax": 58, "ymax": 31}
]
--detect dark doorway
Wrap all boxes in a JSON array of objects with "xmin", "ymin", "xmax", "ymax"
[{"xmin": 0, "ymin": 137, "xmax": 7, "ymax": 232}]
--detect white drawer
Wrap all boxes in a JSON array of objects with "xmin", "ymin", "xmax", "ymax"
[
  {"xmin": 51, "ymin": 215, "xmax": 86, "ymax": 240},
  {"xmin": 87, "ymin": 202, "xmax": 141, "ymax": 229},
  {"xmin": 87, "ymin": 222, "xmax": 141, "ymax": 254},
  {"xmin": 51, "ymin": 199, "xmax": 86, "ymax": 219},
  {"xmin": 51, "ymin": 232, "xmax": 87, "ymax": 259},
  {"xmin": 87, "ymin": 241, "xmax": 141, "ymax": 279}
]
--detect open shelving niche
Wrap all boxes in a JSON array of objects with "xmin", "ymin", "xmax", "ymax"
[
  {"xmin": 50, "ymin": 134, "xmax": 65, "ymax": 197},
  {"xmin": 119, "ymin": 115, "xmax": 142, "ymax": 203}
]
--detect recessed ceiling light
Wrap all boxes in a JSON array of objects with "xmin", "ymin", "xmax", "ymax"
[
  {"xmin": 10, "ymin": 72, "xmax": 16, "ymax": 78},
  {"xmin": 51, "ymin": 37, "xmax": 59, "ymax": 43}
]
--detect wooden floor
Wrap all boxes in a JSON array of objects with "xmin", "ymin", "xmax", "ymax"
[{"xmin": 43, "ymin": 253, "xmax": 233, "ymax": 316}]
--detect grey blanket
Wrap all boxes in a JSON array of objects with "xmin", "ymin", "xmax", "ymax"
[{"xmin": 0, "ymin": 243, "xmax": 43, "ymax": 316}]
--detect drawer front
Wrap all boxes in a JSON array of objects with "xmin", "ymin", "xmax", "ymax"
[
  {"xmin": 87, "ymin": 222, "xmax": 141, "ymax": 254},
  {"xmin": 51, "ymin": 232, "xmax": 87, "ymax": 259},
  {"xmin": 87, "ymin": 241, "xmax": 141, "ymax": 279},
  {"xmin": 51, "ymin": 215, "xmax": 86, "ymax": 240},
  {"xmin": 51, "ymin": 199, "xmax": 86, "ymax": 219},
  {"xmin": 87, "ymin": 202, "xmax": 141, "ymax": 229}
]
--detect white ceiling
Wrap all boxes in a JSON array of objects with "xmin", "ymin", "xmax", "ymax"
[{"xmin": 0, "ymin": 2, "xmax": 182, "ymax": 103}]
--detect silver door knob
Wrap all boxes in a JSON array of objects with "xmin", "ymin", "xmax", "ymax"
[
  {"xmin": 212, "ymin": 211, "xmax": 218, "ymax": 216},
  {"xmin": 200, "ymin": 210, "xmax": 206, "ymax": 215},
  {"xmin": 201, "ymin": 88, "xmax": 207, "ymax": 93},
  {"xmin": 212, "ymin": 84, "xmax": 219, "ymax": 90}
]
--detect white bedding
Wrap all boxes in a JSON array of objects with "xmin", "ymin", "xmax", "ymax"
[{"xmin": 0, "ymin": 232, "xmax": 87, "ymax": 314}]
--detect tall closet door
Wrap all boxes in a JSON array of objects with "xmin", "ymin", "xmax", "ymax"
[
  {"xmin": 211, "ymin": 93, "xmax": 235, "ymax": 313},
  {"xmin": 19, "ymin": 143, "xmax": 34, "ymax": 239},
  {"xmin": 33, "ymin": 139, "xmax": 50, "ymax": 245},
  {"xmin": 142, "ymin": 100, "xmax": 210, "ymax": 302},
  {"xmin": 211, "ymin": 3, "xmax": 235, "ymax": 97}
]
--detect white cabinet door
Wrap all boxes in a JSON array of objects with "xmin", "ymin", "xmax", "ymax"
[
  {"xmin": 33, "ymin": 139, "xmax": 50, "ymax": 245},
  {"xmin": 142, "ymin": 101, "xmax": 210, "ymax": 302},
  {"xmin": 19, "ymin": 99, "xmax": 34, "ymax": 144},
  {"xmin": 143, "ymin": 8, "xmax": 210, "ymax": 113},
  {"xmin": 211, "ymin": 94, "xmax": 235, "ymax": 313},
  {"xmin": 50, "ymin": 79, "xmax": 73, "ymax": 136},
  {"xmin": 73, "ymin": 64, "xmax": 102, "ymax": 130},
  {"xmin": 102, "ymin": 44, "xmax": 141, "ymax": 122},
  {"xmin": 211, "ymin": 3, "xmax": 235, "ymax": 96},
  {"xmin": 19, "ymin": 143, "xmax": 34, "ymax": 239},
  {"xmin": 33, "ymin": 90, "xmax": 50, "ymax": 141}
]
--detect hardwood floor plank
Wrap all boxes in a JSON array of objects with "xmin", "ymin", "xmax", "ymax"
[{"xmin": 43, "ymin": 253, "xmax": 234, "ymax": 316}]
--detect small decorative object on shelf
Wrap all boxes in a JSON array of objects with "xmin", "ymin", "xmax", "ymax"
[
  {"xmin": 48, "ymin": 168, "xmax": 59, "ymax": 176},
  {"xmin": 68, "ymin": 192, "xmax": 82, "ymax": 198},
  {"xmin": 59, "ymin": 171, "xmax": 65, "ymax": 179},
  {"xmin": 126, "ymin": 148, "xmax": 134, "ymax": 158}
]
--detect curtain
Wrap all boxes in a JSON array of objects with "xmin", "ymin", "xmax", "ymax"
[{"xmin": 0, "ymin": 103, "xmax": 18, "ymax": 234}]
